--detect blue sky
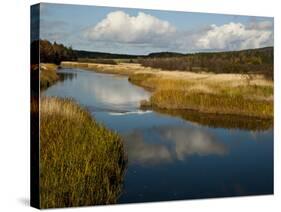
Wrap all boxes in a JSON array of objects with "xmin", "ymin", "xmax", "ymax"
[{"xmin": 38, "ymin": 3, "xmax": 274, "ymax": 54}]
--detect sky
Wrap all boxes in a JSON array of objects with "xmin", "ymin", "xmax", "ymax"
[{"xmin": 36, "ymin": 3, "xmax": 274, "ymax": 55}]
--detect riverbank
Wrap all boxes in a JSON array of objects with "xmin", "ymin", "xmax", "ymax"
[
  {"xmin": 40, "ymin": 63, "xmax": 59, "ymax": 89},
  {"xmin": 38, "ymin": 97, "xmax": 126, "ymax": 208},
  {"xmin": 61, "ymin": 61, "xmax": 273, "ymax": 119}
]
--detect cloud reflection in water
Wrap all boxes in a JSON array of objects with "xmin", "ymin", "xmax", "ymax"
[
  {"xmin": 81, "ymin": 73, "xmax": 150, "ymax": 110},
  {"xmin": 124, "ymin": 126, "xmax": 228, "ymax": 166}
]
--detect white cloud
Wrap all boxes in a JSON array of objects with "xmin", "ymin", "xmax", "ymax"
[
  {"xmin": 84, "ymin": 11, "xmax": 176, "ymax": 44},
  {"xmin": 82, "ymin": 11, "xmax": 273, "ymax": 53},
  {"xmin": 196, "ymin": 22, "xmax": 272, "ymax": 50}
]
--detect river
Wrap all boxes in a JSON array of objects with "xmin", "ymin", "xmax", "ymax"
[{"xmin": 43, "ymin": 68, "xmax": 273, "ymax": 203}]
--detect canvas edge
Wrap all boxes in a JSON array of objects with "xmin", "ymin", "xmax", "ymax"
[{"xmin": 30, "ymin": 3, "xmax": 40, "ymax": 209}]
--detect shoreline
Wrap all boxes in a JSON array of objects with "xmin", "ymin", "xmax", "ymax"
[
  {"xmin": 34, "ymin": 64, "xmax": 128, "ymax": 207},
  {"xmin": 153, "ymin": 107, "xmax": 273, "ymax": 131},
  {"xmin": 61, "ymin": 61, "xmax": 273, "ymax": 119},
  {"xmin": 38, "ymin": 97, "xmax": 127, "ymax": 208},
  {"xmin": 40, "ymin": 63, "xmax": 59, "ymax": 89}
]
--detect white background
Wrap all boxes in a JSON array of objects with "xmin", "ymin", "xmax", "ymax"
[{"xmin": 0, "ymin": 0, "xmax": 280, "ymax": 211}]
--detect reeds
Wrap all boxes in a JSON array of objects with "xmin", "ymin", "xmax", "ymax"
[
  {"xmin": 39, "ymin": 97, "xmax": 126, "ymax": 208},
  {"xmin": 149, "ymin": 90, "xmax": 273, "ymax": 118},
  {"xmin": 61, "ymin": 61, "xmax": 273, "ymax": 119},
  {"xmin": 129, "ymin": 72, "xmax": 273, "ymax": 118}
]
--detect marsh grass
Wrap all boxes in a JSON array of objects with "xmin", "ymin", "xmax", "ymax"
[
  {"xmin": 149, "ymin": 90, "xmax": 273, "ymax": 118},
  {"xmin": 130, "ymin": 72, "xmax": 273, "ymax": 118},
  {"xmin": 128, "ymin": 73, "xmax": 157, "ymax": 90},
  {"xmin": 61, "ymin": 61, "xmax": 273, "ymax": 119},
  {"xmin": 40, "ymin": 63, "xmax": 59, "ymax": 89},
  {"xmin": 39, "ymin": 97, "xmax": 127, "ymax": 208}
]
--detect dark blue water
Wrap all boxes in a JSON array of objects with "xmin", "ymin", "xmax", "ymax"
[{"xmin": 43, "ymin": 68, "xmax": 273, "ymax": 203}]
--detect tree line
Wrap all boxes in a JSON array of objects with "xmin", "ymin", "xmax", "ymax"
[
  {"xmin": 139, "ymin": 47, "xmax": 273, "ymax": 79},
  {"xmin": 31, "ymin": 39, "xmax": 273, "ymax": 79},
  {"xmin": 31, "ymin": 40, "xmax": 77, "ymax": 65}
]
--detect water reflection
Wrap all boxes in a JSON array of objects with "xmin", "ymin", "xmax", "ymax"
[
  {"xmin": 124, "ymin": 126, "xmax": 227, "ymax": 165},
  {"xmin": 153, "ymin": 108, "xmax": 273, "ymax": 131},
  {"xmin": 45, "ymin": 68, "xmax": 150, "ymax": 112},
  {"xmin": 58, "ymin": 71, "xmax": 77, "ymax": 82},
  {"xmin": 44, "ymin": 68, "xmax": 273, "ymax": 202},
  {"xmin": 162, "ymin": 126, "xmax": 227, "ymax": 158},
  {"xmin": 80, "ymin": 74, "xmax": 150, "ymax": 111}
]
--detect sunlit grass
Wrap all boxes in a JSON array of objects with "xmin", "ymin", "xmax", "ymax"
[
  {"xmin": 39, "ymin": 97, "xmax": 126, "ymax": 208},
  {"xmin": 149, "ymin": 90, "xmax": 273, "ymax": 118},
  {"xmin": 129, "ymin": 72, "xmax": 273, "ymax": 118},
  {"xmin": 61, "ymin": 61, "xmax": 273, "ymax": 119}
]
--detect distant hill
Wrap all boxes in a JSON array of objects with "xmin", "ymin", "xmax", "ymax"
[
  {"xmin": 139, "ymin": 47, "xmax": 273, "ymax": 79},
  {"xmin": 74, "ymin": 50, "xmax": 143, "ymax": 59},
  {"xmin": 75, "ymin": 50, "xmax": 187, "ymax": 59},
  {"xmin": 75, "ymin": 47, "xmax": 273, "ymax": 62},
  {"xmin": 72, "ymin": 46, "xmax": 274, "ymax": 78},
  {"xmin": 147, "ymin": 52, "xmax": 186, "ymax": 58},
  {"xmin": 32, "ymin": 39, "xmax": 273, "ymax": 78},
  {"xmin": 195, "ymin": 47, "xmax": 273, "ymax": 64}
]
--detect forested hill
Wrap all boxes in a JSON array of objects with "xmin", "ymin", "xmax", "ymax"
[
  {"xmin": 139, "ymin": 47, "xmax": 273, "ymax": 78},
  {"xmin": 32, "ymin": 39, "xmax": 273, "ymax": 63},
  {"xmin": 195, "ymin": 47, "xmax": 273, "ymax": 64},
  {"xmin": 75, "ymin": 50, "xmax": 142, "ymax": 59},
  {"xmin": 75, "ymin": 51, "xmax": 186, "ymax": 59},
  {"xmin": 31, "ymin": 40, "xmax": 273, "ymax": 78},
  {"xmin": 75, "ymin": 46, "xmax": 273, "ymax": 62}
]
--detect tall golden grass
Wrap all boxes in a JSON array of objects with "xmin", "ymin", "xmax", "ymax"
[
  {"xmin": 129, "ymin": 72, "xmax": 273, "ymax": 119},
  {"xmin": 39, "ymin": 97, "xmax": 126, "ymax": 208},
  {"xmin": 149, "ymin": 90, "xmax": 273, "ymax": 118},
  {"xmin": 61, "ymin": 61, "xmax": 273, "ymax": 119}
]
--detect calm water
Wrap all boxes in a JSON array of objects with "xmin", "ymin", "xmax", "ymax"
[{"xmin": 43, "ymin": 68, "xmax": 273, "ymax": 203}]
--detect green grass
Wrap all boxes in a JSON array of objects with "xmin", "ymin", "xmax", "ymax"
[{"xmin": 39, "ymin": 97, "xmax": 127, "ymax": 208}]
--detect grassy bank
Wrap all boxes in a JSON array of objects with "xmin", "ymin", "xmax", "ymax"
[
  {"xmin": 40, "ymin": 63, "xmax": 59, "ymax": 89},
  {"xmin": 129, "ymin": 69, "xmax": 273, "ymax": 119},
  {"xmin": 39, "ymin": 97, "xmax": 126, "ymax": 208},
  {"xmin": 133, "ymin": 73, "xmax": 273, "ymax": 119},
  {"xmin": 149, "ymin": 90, "xmax": 272, "ymax": 118},
  {"xmin": 61, "ymin": 61, "xmax": 273, "ymax": 119}
]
